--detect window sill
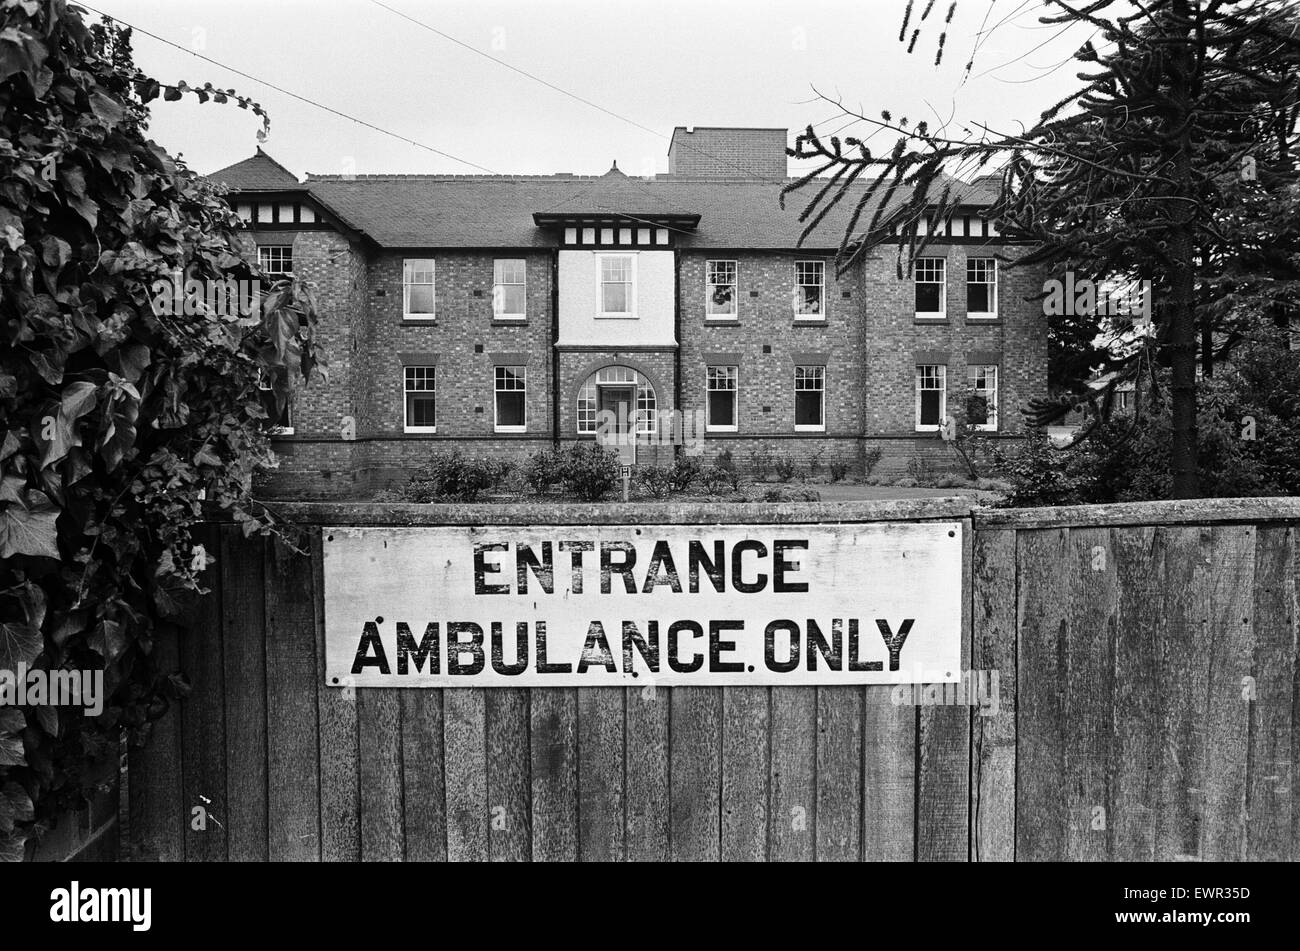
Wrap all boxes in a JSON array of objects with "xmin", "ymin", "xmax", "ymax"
[
  {"xmin": 705, "ymin": 316, "xmax": 739, "ymax": 323},
  {"xmin": 494, "ymin": 427, "xmax": 527, "ymax": 435},
  {"xmin": 965, "ymin": 317, "xmax": 1002, "ymax": 325},
  {"xmin": 794, "ymin": 425, "xmax": 826, "ymax": 433},
  {"xmin": 403, "ymin": 427, "xmax": 438, "ymax": 435},
  {"xmin": 792, "ymin": 319, "xmax": 828, "ymax": 327},
  {"xmin": 706, "ymin": 426, "xmax": 738, "ymax": 434},
  {"xmin": 490, "ymin": 318, "xmax": 529, "ymax": 327},
  {"xmin": 401, "ymin": 317, "xmax": 437, "ymax": 325},
  {"xmin": 595, "ymin": 314, "xmax": 638, "ymax": 320}
]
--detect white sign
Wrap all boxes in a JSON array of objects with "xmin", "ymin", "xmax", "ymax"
[{"xmin": 323, "ymin": 522, "xmax": 963, "ymax": 688}]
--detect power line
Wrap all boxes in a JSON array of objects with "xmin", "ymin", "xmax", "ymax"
[
  {"xmin": 78, "ymin": 2, "xmax": 499, "ymax": 174},
  {"xmin": 365, "ymin": 0, "xmax": 800, "ymax": 183}
]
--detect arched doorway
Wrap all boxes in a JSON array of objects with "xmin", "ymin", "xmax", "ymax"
[{"xmin": 575, "ymin": 365, "xmax": 658, "ymax": 437}]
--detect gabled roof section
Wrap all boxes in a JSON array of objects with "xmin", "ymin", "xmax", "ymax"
[
  {"xmin": 299, "ymin": 171, "xmax": 1001, "ymax": 249},
  {"xmin": 209, "ymin": 148, "xmax": 303, "ymax": 191}
]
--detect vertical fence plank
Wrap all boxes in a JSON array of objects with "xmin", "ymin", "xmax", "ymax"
[
  {"xmin": 816, "ymin": 686, "xmax": 862, "ymax": 861},
  {"xmin": 444, "ymin": 689, "xmax": 488, "ymax": 861},
  {"xmin": 315, "ymin": 529, "xmax": 359, "ymax": 861},
  {"xmin": 128, "ymin": 621, "xmax": 185, "ymax": 861},
  {"xmin": 971, "ymin": 528, "xmax": 1015, "ymax": 862},
  {"xmin": 670, "ymin": 686, "xmax": 722, "ymax": 861},
  {"xmin": 180, "ymin": 522, "xmax": 226, "ymax": 862},
  {"xmin": 917, "ymin": 518, "xmax": 972, "ymax": 861},
  {"xmin": 1154, "ymin": 527, "xmax": 1203, "ymax": 860},
  {"xmin": 400, "ymin": 690, "xmax": 447, "ymax": 861},
  {"xmin": 357, "ymin": 689, "xmax": 403, "ymax": 861},
  {"xmin": 1111, "ymin": 527, "xmax": 1163, "ymax": 861},
  {"xmin": 861, "ymin": 686, "xmax": 914, "ymax": 860},
  {"xmin": 531, "ymin": 688, "xmax": 579, "ymax": 861},
  {"xmin": 578, "ymin": 687, "xmax": 625, "ymax": 861},
  {"xmin": 1247, "ymin": 525, "xmax": 1297, "ymax": 861},
  {"xmin": 486, "ymin": 688, "xmax": 532, "ymax": 861},
  {"xmin": 768, "ymin": 687, "xmax": 815, "ymax": 861},
  {"xmin": 1016, "ymin": 526, "xmax": 1071, "ymax": 861},
  {"xmin": 1063, "ymin": 527, "xmax": 1118, "ymax": 861},
  {"xmin": 625, "ymin": 684, "xmax": 669, "ymax": 861},
  {"xmin": 1195, "ymin": 525, "xmax": 1255, "ymax": 860},
  {"xmin": 221, "ymin": 525, "xmax": 267, "ymax": 861},
  {"xmin": 265, "ymin": 533, "xmax": 321, "ymax": 861},
  {"xmin": 721, "ymin": 687, "xmax": 769, "ymax": 861}
]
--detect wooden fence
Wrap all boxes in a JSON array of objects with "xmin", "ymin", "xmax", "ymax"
[{"xmin": 123, "ymin": 498, "xmax": 1300, "ymax": 861}]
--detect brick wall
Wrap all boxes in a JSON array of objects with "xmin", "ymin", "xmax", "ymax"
[{"xmin": 668, "ymin": 127, "xmax": 787, "ymax": 180}]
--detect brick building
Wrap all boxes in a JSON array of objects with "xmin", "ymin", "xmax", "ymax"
[{"xmin": 211, "ymin": 128, "xmax": 1047, "ymax": 497}]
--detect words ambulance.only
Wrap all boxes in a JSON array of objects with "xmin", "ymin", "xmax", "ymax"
[{"xmin": 324, "ymin": 524, "xmax": 964, "ymax": 688}]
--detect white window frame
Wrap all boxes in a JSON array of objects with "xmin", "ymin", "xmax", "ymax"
[
  {"xmin": 794, "ymin": 260, "xmax": 825, "ymax": 319},
  {"xmin": 403, "ymin": 365, "xmax": 437, "ymax": 434},
  {"xmin": 915, "ymin": 364, "xmax": 947, "ymax": 432},
  {"xmin": 493, "ymin": 259, "xmax": 527, "ymax": 319},
  {"xmin": 966, "ymin": 257, "xmax": 998, "ymax": 319},
  {"xmin": 706, "ymin": 260, "xmax": 738, "ymax": 319},
  {"xmin": 258, "ymin": 245, "xmax": 293, "ymax": 276},
  {"xmin": 794, "ymin": 365, "xmax": 826, "ymax": 432},
  {"xmin": 705, "ymin": 365, "xmax": 739, "ymax": 432},
  {"xmin": 914, "ymin": 258, "xmax": 947, "ymax": 319},
  {"xmin": 967, "ymin": 364, "xmax": 998, "ymax": 432},
  {"xmin": 494, "ymin": 365, "xmax": 527, "ymax": 433},
  {"xmin": 595, "ymin": 252, "xmax": 637, "ymax": 318},
  {"xmin": 403, "ymin": 258, "xmax": 436, "ymax": 321}
]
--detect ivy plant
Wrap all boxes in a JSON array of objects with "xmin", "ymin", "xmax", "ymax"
[{"xmin": 0, "ymin": 0, "xmax": 325, "ymax": 859}]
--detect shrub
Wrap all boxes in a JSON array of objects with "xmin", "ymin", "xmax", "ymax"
[
  {"xmin": 748, "ymin": 445, "xmax": 773, "ymax": 482},
  {"xmin": 761, "ymin": 487, "xmax": 822, "ymax": 502},
  {"xmin": 893, "ymin": 477, "xmax": 919, "ymax": 488},
  {"xmin": 829, "ymin": 460, "xmax": 851, "ymax": 482},
  {"xmin": 555, "ymin": 443, "xmax": 620, "ymax": 501},
  {"xmin": 906, "ymin": 454, "xmax": 936, "ymax": 484},
  {"xmin": 371, "ymin": 488, "xmax": 406, "ymax": 503},
  {"xmin": 523, "ymin": 448, "xmax": 563, "ymax": 495},
  {"xmin": 935, "ymin": 474, "xmax": 966, "ymax": 488},
  {"xmin": 773, "ymin": 456, "xmax": 797, "ymax": 482},
  {"xmin": 404, "ymin": 451, "xmax": 511, "ymax": 502},
  {"xmin": 862, "ymin": 446, "xmax": 884, "ymax": 478},
  {"xmin": 668, "ymin": 455, "xmax": 702, "ymax": 493},
  {"xmin": 806, "ymin": 446, "xmax": 825, "ymax": 480},
  {"xmin": 636, "ymin": 464, "xmax": 673, "ymax": 498}
]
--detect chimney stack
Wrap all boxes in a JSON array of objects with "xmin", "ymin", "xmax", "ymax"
[{"xmin": 667, "ymin": 126, "xmax": 787, "ymax": 181}]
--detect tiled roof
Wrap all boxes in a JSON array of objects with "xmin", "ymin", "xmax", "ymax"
[
  {"xmin": 301, "ymin": 167, "xmax": 1000, "ymax": 249},
  {"xmin": 208, "ymin": 148, "xmax": 303, "ymax": 191}
]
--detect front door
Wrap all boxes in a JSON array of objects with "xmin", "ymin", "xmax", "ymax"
[{"xmin": 597, "ymin": 385, "xmax": 636, "ymax": 463}]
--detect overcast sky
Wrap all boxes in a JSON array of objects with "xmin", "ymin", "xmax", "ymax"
[{"xmin": 85, "ymin": 0, "xmax": 1094, "ymax": 180}]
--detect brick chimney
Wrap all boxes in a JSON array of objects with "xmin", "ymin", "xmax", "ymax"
[{"xmin": 667, "ymin": 126, "xmax": 787, "ymax": 180}]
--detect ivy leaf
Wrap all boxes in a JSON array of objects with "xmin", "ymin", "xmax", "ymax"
[
  {"xmin": 0, "ymin": 782, "xmax": 34, "ymax": 834},
  {"xmin": 0, "ymin": 489, "xmax": 60, "ymax": 559},
  {"xmin": 0, "ymin": 621, "xmax": 42, "ymax": 669},
  {"xmin": 0, "ymin": 832, "xmax": 25, "ymax": 863},
  {"xmin": 38, "ymin": 380, "xmax": 98, "ymax": 469},
  {"xmin": 88, "ymin": 88, "xmax": 124, "ymax": 127}
]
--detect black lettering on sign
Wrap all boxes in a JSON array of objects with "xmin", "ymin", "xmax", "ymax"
[
  {"xmin": 352, "ymin": 620, "xmax": 391, "ymax": 675},
  {"xmin": 517, "ymin": 542, "xmax": 554, "ymax": 595},
  {"xmin": 732, "ymin": 540, "xmax": 768, "ymax": 593},
  {"xmin": 396, "ymin": 621, "xmax": 440, "ymax": 675},
  {"xmin": 688, "ymin": 540, "xmax": 726, "ymax": 593},
  {"xmin": 709, "ymin": 620, "xmax": 745, "ymax": 673},
  {"xmin": 560, "ymin": 540, "xmax": 593, "ymax": 593},
  {"xmin": 875, "ymin": 618, "xmax": 914, "ymax": 672},
  {"xmin": 491, "ymin": 621, "xmax": 528, "ymax": 675},
  {"xmin": 806, "ymin": 618, "xmax": 842, "ymax": 671},
  {"xmin": 623, "ymin": 620, "xmax": 660, "ymax": 673},
  {"xmin": 772, "ymin": 540, "xmax": 809, "ymax": 593},
  {"xmin": 764, "ymin": 619, "xmax": 800, "ymax": 673},
  {"xmin": 847, "ymin": 618, "xmax": 883, "ymax": 671},
  {"xmin": 667, "ymin": 620, "xmax": 704, "ymax": 673},
  {"xmin": 577, "ymin": 620, "xmax": 618, "ymax": 673},
  {"xmin": 535, "ymin": 620, "xmax": 571, "ymax": 674},
  {"xmin": 448, "ymin": 621, "xmax": 485, "ymax": 675},
  {"xmin": 474, "ymin": 543, "xmax": 510, "ymax": 595},
  {"xmin": 641, "ymin": 540, "xmax": 683, "ymax": 593},
  {"xmin": 601, "ymin": 542, "xmax": 637, "ymax": 593}
]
